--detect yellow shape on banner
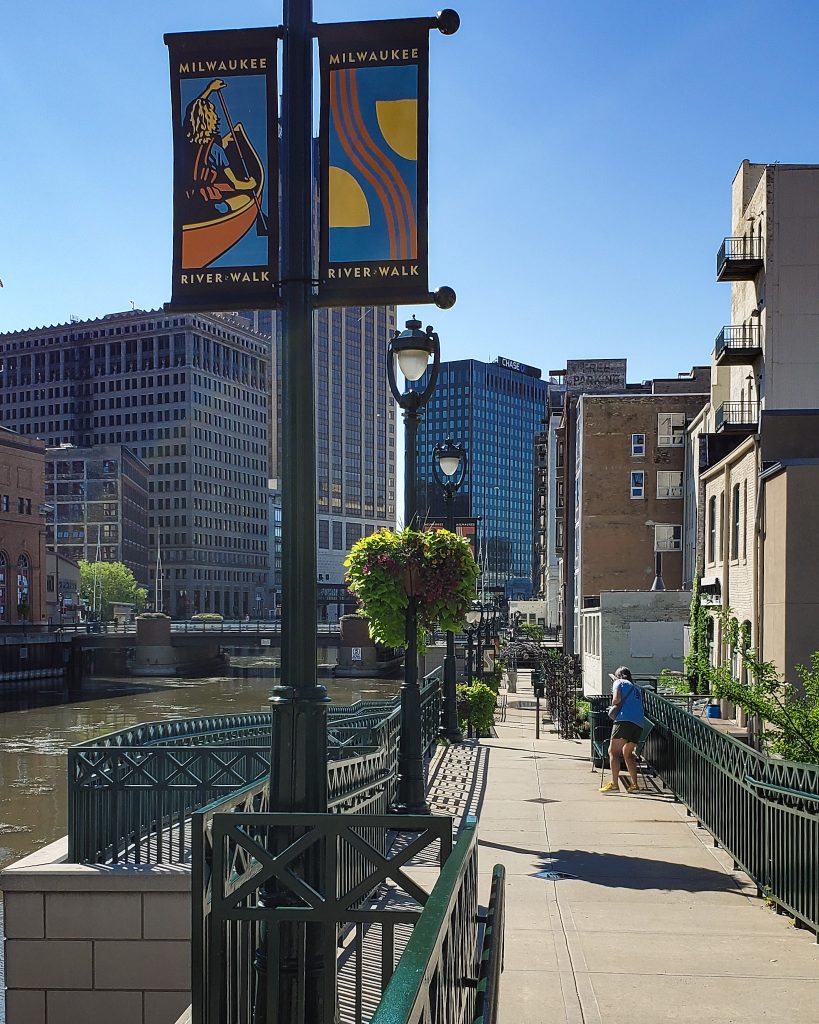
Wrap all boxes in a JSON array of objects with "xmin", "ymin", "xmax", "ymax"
[
  {"xmin": 329, "ymin": 166, "xmax": 370, "ymax": 227},
  {"xmin": 376, "ymin": 100, "xmax": 418, "ymax": 162}
]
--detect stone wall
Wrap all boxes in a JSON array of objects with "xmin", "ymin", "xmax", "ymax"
[{"xmin": 2, "ymin": 838, "xmax": 191, "ymax": 1024}]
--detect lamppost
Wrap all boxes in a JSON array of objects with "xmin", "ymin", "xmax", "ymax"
[
  {"xmin": 465, "ymin": 622, "xmax": 477, "ymax": 685},
  {"xmin": 432, "ymin": 438, "xmax": 467, "ymax": 742},
  {"xmin": 465, "ymin": 600, "xmax": 485, "ymax": 680},
  {"xmin": 387, "ymin": 315, "xmax": 441, "ymax": 813}
]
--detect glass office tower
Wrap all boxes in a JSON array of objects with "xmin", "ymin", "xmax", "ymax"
[{"xmin": 415, "ymin": 357, "xmax": 551, "ymax": 591}]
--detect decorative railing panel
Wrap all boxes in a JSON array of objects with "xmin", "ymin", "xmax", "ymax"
[{"xmin": 192, "ymin": 811, "xmax": 456, "ymax": 1024}]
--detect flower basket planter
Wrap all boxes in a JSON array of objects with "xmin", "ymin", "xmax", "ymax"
[{"xmin": 345, "ymin": 527, "xmax": 480, "ymax": 649}]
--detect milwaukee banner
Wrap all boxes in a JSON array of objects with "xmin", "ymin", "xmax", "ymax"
[
  {"xmin": 318, "ymin": 20, "xmax": 430, "ymax": 306},
  {"xmin": 165, "ymin": 29, "xmax": 279, "ymax": 309}
]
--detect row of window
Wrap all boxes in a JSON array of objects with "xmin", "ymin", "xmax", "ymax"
[
  {"xmin": 707, "ymin": 482, "xmax": 748, "ymax": 564},
  {"xmin": 630, "ymin": 413, "xmax": 687, "ymax": 455},
  {"xmin": 630, "ymin": 471, "xmax": 684, "ymax": 499}
]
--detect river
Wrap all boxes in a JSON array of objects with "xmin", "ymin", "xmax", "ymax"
[{"xmin": 0, "ymin": 653, "xmax": 401, "ymax": 1020}]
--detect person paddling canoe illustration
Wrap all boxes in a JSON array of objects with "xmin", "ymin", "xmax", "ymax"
[{"xmin": 183, "ymin": 79, "xmax": 257, "ymax": 216}]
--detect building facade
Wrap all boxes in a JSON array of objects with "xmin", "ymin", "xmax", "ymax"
[
  {"xmin": 683, "ymin": 161, "xmax": 819, "ymax": 685},
  {"xmin": 45, "ymin": 444, "xmax": 150, "ymax": 587},
  {"xmin": 416, "ymin": 357, "xmax": 553, "ymax": 591},
  {"xmin": 0, "ymin": 309, "xmax": 269, "ymax": 618},
  {"xmin": 0, "ymin": 427, "xmax": 47, "ymax": 623},
  {"xmin": 231, "ymin": 306, "xmax": 398, "ymax": 586},
  {"xmin": 534, "ymin": 386, "xmax": 565, "ymax": 627}
]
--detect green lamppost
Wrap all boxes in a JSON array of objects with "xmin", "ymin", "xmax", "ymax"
[
  {"xmin": 432, "ymin": 438, "xmax": 467, "ymax": 742},
  {"xmin": 387, "ymin": 316, "xmax": 440, "ymax": 813}
]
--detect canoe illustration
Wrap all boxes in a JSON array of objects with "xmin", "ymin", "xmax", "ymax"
[{"xmin": 182, "ymin": 123, "xmax": 266, "ymax": 270}]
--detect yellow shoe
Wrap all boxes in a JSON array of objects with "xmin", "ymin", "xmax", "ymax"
[
  {"xmin": 599, "ymin": 781, "xmax": 617, "ymax": 793},
  {"xmin": 625, "ymin": 783, "xmax": 640, "ymax": 794}
]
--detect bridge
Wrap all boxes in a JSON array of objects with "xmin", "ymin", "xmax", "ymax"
[{"xmin": 55, "ymin": 620, "xmax": 343, "ymax": 650}]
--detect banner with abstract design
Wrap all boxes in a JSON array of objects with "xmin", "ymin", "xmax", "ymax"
[
  {"xmin": 318, "ymin": 20, "xmax": 430, "ymax": 306},
  {"xmin": 165, "ymin": 29, "xmax": 279, "ymax": 309}
]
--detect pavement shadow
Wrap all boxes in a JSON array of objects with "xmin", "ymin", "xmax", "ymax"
[{"xmin": 533, "ymin": 848, "xmax": 747, "ymax": 893}]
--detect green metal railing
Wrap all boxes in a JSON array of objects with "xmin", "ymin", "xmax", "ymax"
[
  {"xmin": 68, "ymin": 668, "xmax": 442, "ymax": 864},
  {"xmin": 193, "ymin": 810, "xmax": 456, "ymax": 1024},
  {"xmin": 598, "ymin": 689, "xmax": 819, "ymax": 935},
  {"xmin": 368, "ymin": 819, "xmax": 480, "ymax": 1024}
]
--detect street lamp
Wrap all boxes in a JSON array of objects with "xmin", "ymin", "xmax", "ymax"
[
  {"xmin": 465, "ymin": 600, "xmax": 485, "ymax": 680},
  {"xmin": 387, "ymin": 315, "xmax": 441, "ymax": 813},
  {"xmin": 433, "ymin": 438, "xmax": 467, "ymax": 742}
]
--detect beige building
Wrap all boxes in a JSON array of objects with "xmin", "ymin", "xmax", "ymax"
[{"xmin": 686, "ymin": 161, "xmax": 819, "ymax": 685}]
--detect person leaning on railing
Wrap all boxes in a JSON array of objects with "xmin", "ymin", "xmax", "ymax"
[{"xmin": 600, "ymin": 666, "xmax": 645, "ymax": 794}]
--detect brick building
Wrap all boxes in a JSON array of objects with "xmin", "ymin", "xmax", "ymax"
[{"xmin": 0, "ymin": 427, "xmax": 47, "ymax": 623}]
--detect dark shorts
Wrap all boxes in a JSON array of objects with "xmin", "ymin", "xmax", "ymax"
[{"xmin": 611, "ymin": 721, "xmax": 642, "ymax": 744}]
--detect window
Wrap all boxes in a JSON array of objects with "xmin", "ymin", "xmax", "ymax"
[
  {"xmin": 657, "ymin": 471, "xmax": 683, "ymax": 499},
  {"xmin": 332, "ymin": 521, "xmax": 343, "ymax": 550},
  {"xmin": 318, "ymin": 520, "xmax": 329, "ymax": 549},
  {"xmin": 719, "ymin": 493, "xmax": 725, "ymax": 560},
  {"xmin": 630, "ymin": 471, "xmax": 645, "ymax": 499},
  {"xmin": 708, "ymin": 496, "xmax": 717, "ymax": 563},
  {"xmin": 658, "ymin": 412, "xmax": 685, "ymax": 447},
  {"xmin": 743, "ymin": 481, "xmax": 748, "ymax": 560},
  {"xmin": 654, "ymin": 525, "xmax": 682, "ymax": 551},
  {"xmin": 731, "ymin": 483, "xmax": 741, "ymax": 559},
  {"xmin": 631, "ymin": 433, "xmax": 645, "ymax": 457}
]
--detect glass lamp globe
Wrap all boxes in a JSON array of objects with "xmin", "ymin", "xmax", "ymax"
[
  {"xmin": 396, "ymin": 347, "xmax": 431, "ymax": 381},
  {"xmin": 438, "ymin": 452, "xmax": 462, "ymax": 476}
]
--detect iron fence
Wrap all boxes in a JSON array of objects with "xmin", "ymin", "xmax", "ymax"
[
  {"xmin": 68, "ymin": 669, "xmax": 442, "ymax": 864},
  {"xmin": 192, "ymin": 810, "xmax": 458, "ymax": 1024},
  {"xmin": 602, "ymin": 690, "xmax": 819, "ymax": 935},
  {"xmin": 542, "ymin": 652, "xmax": 583, "ymax": 740}
]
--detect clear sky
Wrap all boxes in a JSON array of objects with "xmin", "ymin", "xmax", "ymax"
[{"xmin": 3, "ymin": 1, "xmax": 819, "ymax": 381}]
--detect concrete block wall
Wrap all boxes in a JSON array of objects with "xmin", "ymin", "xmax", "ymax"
[{"xmin": 2, "ymin": 838, "xmax": 191, "ymax": 1024}]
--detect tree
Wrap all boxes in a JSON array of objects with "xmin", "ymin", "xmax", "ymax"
[
  {"xmin": 79, "ymin": 561, "xmax": 147, "ymax": 621},
  {"xmin": 684, "ymin": 576, "xmax": 712, "ymax": 694},
  {"xmin": 712, "ymin": 612, "xmax": 819, "ymax": 765}
]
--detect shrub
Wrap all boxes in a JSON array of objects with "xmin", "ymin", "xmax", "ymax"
[
  {"xmin": 575, "ymin": 698, "xmax": 591, "ymax": 739},
  {"xmin": 456, "ymin": 682, "xmax": 497, "ymax": 737}
]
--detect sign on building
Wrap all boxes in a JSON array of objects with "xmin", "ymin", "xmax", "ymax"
[
  {"xmin": 565, "ymin": 359, "xmax": 627, "ymax": 394},
  {"xmin": 317, "ymin": 20, "xmax": 431, "ymax": 306},
  {"xmin": 165, "ymin": 29, "xmax": 280, "ymax": 309}
]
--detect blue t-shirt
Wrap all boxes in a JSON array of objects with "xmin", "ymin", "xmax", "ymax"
[{"xmin": 614, "ymin": 680, "xmax": 645, "ymax": 727}]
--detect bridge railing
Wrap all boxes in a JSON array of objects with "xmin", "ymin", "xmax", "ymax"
[
  {"xmin": 68, "ymin": 668, "xmax": 442, "ymax": 865},
  {"xmin": 597, "ymin": 689, "xmax": 819, "ymax": 935}
]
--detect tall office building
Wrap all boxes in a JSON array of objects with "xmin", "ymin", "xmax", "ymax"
[
  {"xmin": 416, "ymin": 356, "xmax": 553, "ymax": 593},
  {"xmin": 0, "ymin": 309, "xmax": 269, "ymax": 618},
  {"xmin": 233, "ymin": 306, "xmax": 398, "ymax": 587}
]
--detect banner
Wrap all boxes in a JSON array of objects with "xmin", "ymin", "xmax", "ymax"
[
  {"xmin": 165, "ymin": 29, "xmax": 279, "ymax": 309},
  {"xmin": 318, "ymin": 20, "xmax": 430, "ymax": 306}
]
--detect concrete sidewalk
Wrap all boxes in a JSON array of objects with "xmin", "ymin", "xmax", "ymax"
[{"xmin": 478, "ymin": 704, "xmax": 819, "ymax": 1024}]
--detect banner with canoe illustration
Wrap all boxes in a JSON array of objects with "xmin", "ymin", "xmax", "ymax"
[
  {"xmin": 317, "ymin": 20, "xmax": 430, "ymax": 306},
  {"xmin": 165, "ymin": 29, "xmax": 279, "ymax": 309}
]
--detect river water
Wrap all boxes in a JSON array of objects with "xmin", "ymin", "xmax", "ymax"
[{"xmin": 0, "ymin": 653, "xmax": 400, "ymax": 1019}]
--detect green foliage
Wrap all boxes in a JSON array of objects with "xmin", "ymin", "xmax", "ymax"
[
  {"xmin": 456, "ymin": 682, "xmax": 497, "ymax": 737},
  {"xmin": 575, "ymin": 698, "xmax": 591, "ymax": 739},
  {"xmin": 481, "ymin": 666, "xmax": 503, "ymax": 694},
  {"xmin": 79, "ymin": 560, "xmax": 147, "ymax": 622},
  {"xmin": 518, "ymin": 623, "xmax": 544, "ymax": 641},
  {"xmin": 344, "ymin": 528, "xmax": 480, "ymax": 649},
  {"xmin": 684, "ymin": 576, "xmax": 712, "ymax": 694},
  {"xmin": 711, "ymin": 611, "xmax": 819, "ymax": 764},
  {"xmin": 190, "ymin": 612, "xmax": 223, "ymax": 621},
  {"xmin": 659, "ymin": 668, "xmax": 691, "ymax": 695}
]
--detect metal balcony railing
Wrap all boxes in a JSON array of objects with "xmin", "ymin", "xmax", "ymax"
[
  {"xmin": 717, "ymin": 236, "xmax": 764, "ymax": 281},
  {"xmin": 715, "ymin": 324, "xmax": 762, "ymax": 362},
  {"xmin": 715, "ymin": 401, "xmax": 759, "ymax": 432}
]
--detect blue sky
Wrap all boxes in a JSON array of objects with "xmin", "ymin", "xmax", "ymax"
[{"xmin": 2, "ymin": 1, "xmax": 819, "ymax": 381}]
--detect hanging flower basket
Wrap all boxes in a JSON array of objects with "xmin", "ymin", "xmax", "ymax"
[{"xmin": 344, "ymin": 527, "xmax": 480, "ymax": 649}]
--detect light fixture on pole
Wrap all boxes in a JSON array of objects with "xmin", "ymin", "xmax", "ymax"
[
  {"xmin": 387, "ymin": 315, "xmax": 441, "ymax": 813},
  {"xmin": 465, "ymin": 600, "xmax": 485, "ymax": 680},
  {"xmin": 432, "ymin": 437, "xmax": 467, "ymax": 742}
]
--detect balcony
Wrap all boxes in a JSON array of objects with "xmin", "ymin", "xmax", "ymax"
[
  {"xmin": 714, "ymin": 325, "xmax": 762, "ymax": 366},
  {"xmin": 717, "ymin": 236, "xmax": 764, "ymax": 281},
  {"xmin": 715, "ymin": 401, "xmax": 759, "ymax": 434}
]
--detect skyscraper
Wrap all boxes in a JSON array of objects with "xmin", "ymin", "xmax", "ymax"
[
  {"xmin": 415, "ymin": 357, "xmax": 552, "ymax": 592},
  {"xmin": 0, "ymin": 309, "xmax": 269, "ymax": 618},
  {"xmin": 233, "ymin": 306, "xmax": 398, "ymax": 586}
]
